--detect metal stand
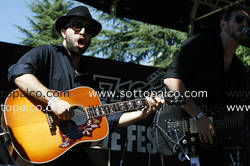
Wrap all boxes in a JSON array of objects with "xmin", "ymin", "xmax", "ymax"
[
  {"xmin": 225, "ymin": 146, "xmax": 244, "ymax": 166},
  {"xmin": 190, "ymin": 145, "xmax": 200, "ymax": 166}
]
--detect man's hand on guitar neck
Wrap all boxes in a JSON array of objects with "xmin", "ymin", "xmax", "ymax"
[
  {"xmin": 141, "ymin": 95, "xmax": 165, "ymax": 119},
  {"xmin": 117, "ymin": 95, "xmax": 164, "ymax": 127}
]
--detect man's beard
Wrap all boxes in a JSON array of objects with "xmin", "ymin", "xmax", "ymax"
[
  {"xmin": 65, "ymin": 37, "xmax": 90, "ymax": 56},
  {"xmin": 230, "ymin": 32, "xmax": 244, "ymax": 43}
]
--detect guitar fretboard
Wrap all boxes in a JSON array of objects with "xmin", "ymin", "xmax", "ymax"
[{"xmin": 86, "ymin": 98, "xmax": 149, "ymax": 118}]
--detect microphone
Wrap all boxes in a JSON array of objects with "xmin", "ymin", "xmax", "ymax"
[{"xmin": 241, "ymin": 26, "xmax": 250, "ymax": 36}]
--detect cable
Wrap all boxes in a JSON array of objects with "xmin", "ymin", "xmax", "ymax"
[
  {"xmin": 148, "ymin": 150, "xmax": 151, "ymax": 166},
  {"xmin": 154, "ymin": 123, "xmax": 190, "ymax": 161},
  {"xmin": 174, "ymin": 129, "xmax": 190, "ymax": 161},
  {"xmin": 147, "ymin": 112, "xmax": 158, "ymax": 166},
  {"xmin": 120, "ymin": 131, "xmax": 127, "ymax": 166},
  {"xmin": 152, "ymin": 110, "xmax": 168, "ymax": 166}
]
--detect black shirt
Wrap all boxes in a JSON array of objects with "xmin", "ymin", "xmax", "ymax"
[
  {"xmin": 8, "ymin": 44, "xmax": 84, "ymax": 91},
  {"xmin": 165, "ymin": 32, "xmax": 249, "ymax": 105},
  {"xmin": 8, "ymin": 44, "xmax": 121, "ymax": 133},
  {"xmin": 8, "ymin": 44, "xmax": 123, "ymax": 165}
]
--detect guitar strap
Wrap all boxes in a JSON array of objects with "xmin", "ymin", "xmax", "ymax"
[{"xmin": 119, "ymin": 127, "xmax": 128, "ymax": 166}]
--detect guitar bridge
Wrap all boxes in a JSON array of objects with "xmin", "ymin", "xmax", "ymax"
[{"xmin": 45, "ymin": 109, "xmax": 57, "ymax": 135}]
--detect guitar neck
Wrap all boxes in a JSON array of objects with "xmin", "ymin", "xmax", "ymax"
[
  {"xmin": 213, "ymin": 119, "xmax": 244, "ymax": 130},
  {"xmin": 86, "ymin": 98, "xmax": 149, "ymax": 118},
  {"xmin": 178, "ymin": 118, "xmax": 245, "ymax": 133}
]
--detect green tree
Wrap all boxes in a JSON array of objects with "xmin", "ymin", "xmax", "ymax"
[
  {"xmin": 17, "ymin": 0, "xmax": 186, "ymax": 67},
  {"xmin": 17, "ymin": 1, "xmax": 249, "ymax": 67},
  {"xmin": 87, "ymin": 13, "xmax": 187, "ymax": 67},
  {"xmin": 16, "ymin": 0, "xmax": 74, "ymax": 46},
  {"xmin": 236, "ymin": 46, "xmax": 250, "ymax": 66}
]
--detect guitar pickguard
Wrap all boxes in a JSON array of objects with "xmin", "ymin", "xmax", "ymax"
[{"xmin": 59, "ymin": 117, "xmax": 102, "ymax": 148}]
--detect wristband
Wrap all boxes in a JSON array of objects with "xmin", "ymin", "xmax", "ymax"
[
  {"xmin": 193, "ymin": 112, "xmax": 206, "ymax": 120},
  {"xmin": 46, "ymin": 97, "xmax": 59, "ymax": 111}
]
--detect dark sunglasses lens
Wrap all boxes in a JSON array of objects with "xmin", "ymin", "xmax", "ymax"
[
  {"xmin": 86, "ymin": 27, "xmax": 95, "ymax": 36},
  {"xmin": 74, "ymin": 23, "xmax": 84, "ymax": 29},
  {"xmin": 69, "ymin": 23, "xmax": 82, "ymax": 32},
  {"xmin": 235, "ymin": 15, "xmax": 245, "ymax": 23},
  {"xmin": 65, "ymin": 22, "xmax": 93, "ymax": 35},
  {"xmin": 72, "ymin": 27, "xmax": 82, "ymax": 33}
]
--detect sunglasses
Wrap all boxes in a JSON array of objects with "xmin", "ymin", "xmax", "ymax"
[
  {"xmin": 65, "ymin": 22, "xmax": 94, "ymax": 36},
  {"xmin": 235, "ymin": 15, "xmax": 250, "ymax": 26}
]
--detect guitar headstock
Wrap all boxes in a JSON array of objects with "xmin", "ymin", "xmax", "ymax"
[{"xmin": 165, "ymin": 91, "xmax": 186, "ymax": 105}]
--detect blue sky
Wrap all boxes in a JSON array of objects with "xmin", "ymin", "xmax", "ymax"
[
  {"xmin": 0, "ymin": 0, "xmax": 86, "ymax": 45},
  {"xmin": 0, "ymin": 0, "xmax": 32, "ymax": 44}
]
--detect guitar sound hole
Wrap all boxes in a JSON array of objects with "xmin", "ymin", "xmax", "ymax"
[{"xmin": 70, "ymin": 106, "xmax": 88, "ymax": 126}]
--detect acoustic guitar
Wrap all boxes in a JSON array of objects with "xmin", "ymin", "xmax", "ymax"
[{"xmin": 1, "ymin": 86, "xmax": 184, "ymax": 164}]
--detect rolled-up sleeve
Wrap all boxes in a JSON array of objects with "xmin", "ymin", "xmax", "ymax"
[
  {"xmin": 164, "ymin": 34, "xmax": 205, "ymax": 81},
  {"xmin": 8, "ymin": 45, "xmax": 49, "ymax": 83},
  {"xmin": 8, "ymin": 61, "xmax": 35, "ymax": 83}
]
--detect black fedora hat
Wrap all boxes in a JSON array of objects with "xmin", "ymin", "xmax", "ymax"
[{"xmin": 55, "ymin": 6, "xmax": 102, "ymax": 37}]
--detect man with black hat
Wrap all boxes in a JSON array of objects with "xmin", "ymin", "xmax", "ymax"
[{"xmin": 7, "ymin": 6, "xmax": 164, "ymax": 165}]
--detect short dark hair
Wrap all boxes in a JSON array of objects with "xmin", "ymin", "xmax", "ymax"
[{"xmin": 221, "ymin": 6, "xmax": 249, "ymax": 21}]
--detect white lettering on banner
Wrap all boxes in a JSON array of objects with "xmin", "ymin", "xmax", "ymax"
[
  {"xmin": 146, "ymin": 127, "xmax": 157, "ymax": 153},
  {"xmin": 111, "ymin": 132, "xmax": 121, "ymax": 151},
  {"xmin": 103, "ymin": 125, "xmax": 157, "ymax": 154},
  {"xmin": 137, "ymin": 126, "xmax": 146, "ymax": 153},
  {"xmin": 127, "ymin": 125, "xmax": 137, "ymax": 152}
]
